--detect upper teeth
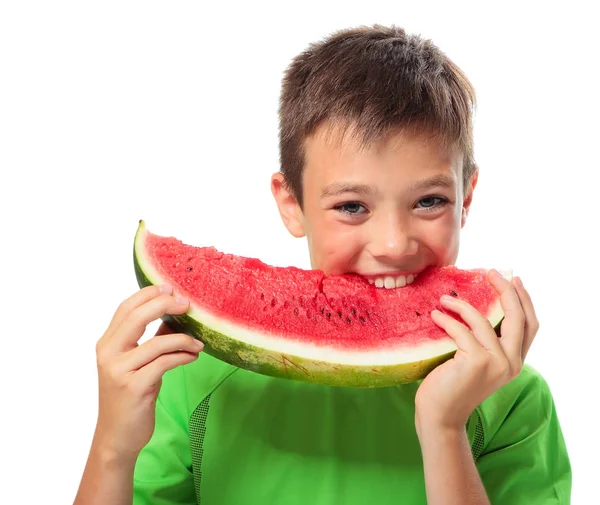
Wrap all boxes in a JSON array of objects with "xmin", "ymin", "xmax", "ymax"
[{"xmin": 369, "ymin": 274, "xmax": 417, "ymax": 289}]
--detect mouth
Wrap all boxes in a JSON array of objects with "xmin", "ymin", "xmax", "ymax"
[{"xmin": 360, "ymin": 272, "xmax": 421, "ymax": 289}]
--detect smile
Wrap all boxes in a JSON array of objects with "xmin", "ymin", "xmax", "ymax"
[{"xmin": 362, "ymin": 273, "xmax": 419, "ymax": 289}]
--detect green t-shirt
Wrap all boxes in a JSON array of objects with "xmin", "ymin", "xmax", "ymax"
[{"xmin": 133, "ymin": 354, "xmax": 571, "ymax": 504}]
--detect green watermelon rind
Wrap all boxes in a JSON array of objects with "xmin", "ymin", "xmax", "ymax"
[{"xmin": 133, "ymin": 220, "xmax": 504, "ymax": 388}]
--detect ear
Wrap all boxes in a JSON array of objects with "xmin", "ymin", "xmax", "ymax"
[
  {"xmin": 271, "ymin": 172, "xmax": 306, "ymax": 238},
  {"xmin": 461, "ymin": 167, "xmax": 479, "ymax": 228}
]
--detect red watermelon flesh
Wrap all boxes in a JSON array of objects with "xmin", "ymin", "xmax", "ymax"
[{"xmin": 134, "ymin": 221, "xmax": 505, "ymax": 387}]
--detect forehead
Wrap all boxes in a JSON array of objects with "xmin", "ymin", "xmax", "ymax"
[{"xmin": 303, "ymin": 121, "xmax": 464, "ymax": 185}]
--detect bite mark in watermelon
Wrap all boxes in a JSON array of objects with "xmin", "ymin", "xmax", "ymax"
[{"xmin": 133, "ymin": 221, "xmax": 505, "ymax": 388}]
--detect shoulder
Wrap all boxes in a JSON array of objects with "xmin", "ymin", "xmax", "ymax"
[
  {"xmin": 472, "ymin": 367, "xmax": 572, "ymax": 501},
  {"xmin": 502, "ymin": 362, "xmax": 551, "ymax": 394},
  {"xmin": 475, "ymin": 364, "xmax": 558, "ymax": 450},
  {"xmin": 484, "ymin": 364, "xmax": 552, "ymax": 412}
]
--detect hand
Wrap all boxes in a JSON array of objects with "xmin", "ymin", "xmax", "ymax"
[
  {"xmin": 414, "ymin": 269, "xmax": 539, "ymax": 435},
  {"xmin": 93, "ymin": 284, "xmax": 203, "ymax": 461}
]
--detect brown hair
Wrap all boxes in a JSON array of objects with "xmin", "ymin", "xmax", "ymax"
[{"xmin": 278, "ymin": 24, "xmax": 477, "ymax": 207}]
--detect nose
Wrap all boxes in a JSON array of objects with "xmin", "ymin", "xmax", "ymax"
[{"xmin": 366, "ymin": 214, "xmax": 419, "ymax": 262}]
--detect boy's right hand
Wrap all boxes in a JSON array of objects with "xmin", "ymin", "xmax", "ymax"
[{"xmin": 92, "ymin": 284, "xmax": 203, "ymax": 463}]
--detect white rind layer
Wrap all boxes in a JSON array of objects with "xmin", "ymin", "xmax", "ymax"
[
  {"xmin": 135, "ymin": 223, "xmax": 505, "ymax": 367},
  {"xmin": 189, "ymin": 305, "xmax": 459, "ymax": 366}
]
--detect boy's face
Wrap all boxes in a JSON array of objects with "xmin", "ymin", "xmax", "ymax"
[{"xmin": 272, "ymin": 123, "xmax": 477, "ymax": 288}]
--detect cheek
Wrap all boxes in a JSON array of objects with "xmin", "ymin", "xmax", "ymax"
[
  {"xmin": 425, "ymin": 213, "xmax": 461, "ymax": 261},
  {"xmin": 309, "ymin": 216, "xmax": 364, "ymax": 274}
]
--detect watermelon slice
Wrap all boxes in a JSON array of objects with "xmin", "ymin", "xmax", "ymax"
[{"xmin": 133, "ymin": 221, "xmax": 504, "ymax": 388}]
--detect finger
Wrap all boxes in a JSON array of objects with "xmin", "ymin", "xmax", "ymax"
[
  {"xmin": 430, "ymin": 309, "xmax": 485, "ymax": 357},
  {"xmin": 488, "ymin": 269, "xmax": 525, "ymax": 365},
  {"xmin": 103, "ymin": 285, "xmax": 173, "ymax": 340},
  {"xmin": 439, "ymin": 295, "xmax": 504, "ymax": 355},
  {"xmin": 511, "ymin": 277, "xmax": 539, "ymax": 359},
  {"xmin": 133, "ymin": 348, "xmax": 201, "ymax": 389},
  {"xmin": 118, "ymin": 333, "xmax": 204, "ymax": 372},
  {"xmin": 110, "ymin": 295, "xmax": 190, "ymax": 352}
]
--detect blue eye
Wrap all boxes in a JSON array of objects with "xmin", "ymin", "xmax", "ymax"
[
  {"xmin": 334, "ymin": 202, "xmax": 368, "ymax": 216},
  {"xmin": 416, "ymin": 196, "xmax": 447, "ymax": 210}
]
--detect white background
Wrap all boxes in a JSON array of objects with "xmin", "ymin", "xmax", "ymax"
[{"xmin": 1, "ymin": 1, "xmax": 598, "ymax": 503}]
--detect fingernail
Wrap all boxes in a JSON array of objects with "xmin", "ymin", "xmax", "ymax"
[
  {"xmin": 175, "ymin": 296, "xmax": 189, "ymax": 305},
  {"xmin": 193, "ymin": 338, "xmax": 204, "ymax": 348},
  {"xmin": 159, "ymin": 284, "xmax": 173, "ymax": 293},
  {"xmin": 490, "ymin": 269, "xmax": 512, "ymax": 280},
  {"xmin": 441, "ymin": 295, "xmax": 455, "ymax": 303}
]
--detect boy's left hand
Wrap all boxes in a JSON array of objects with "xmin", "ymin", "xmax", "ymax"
[{"xmin": 414, "ymin": 269, "xmax": 539, "ymax": 434}]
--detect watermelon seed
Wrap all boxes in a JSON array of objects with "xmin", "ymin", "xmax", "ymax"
[
  {"xmin": 261, "ymin": 293, "xmax": 265, "ymax": 300},
  {"xmin": 351, "ymin": 308, "xmax": 356, "ymax": 316},
  {"xmin": 415, "ymin": 311, "xmax": 421, "ymax": 317},
  {"xmin": 271, "ymin": 298, "xmax": 277, "ymax": 307},
  {"xmin": 346, "ymin": 317, "xmax": 351, "ymax": 323},
  {"xmin": 450, "ymin": 291, "xmax": 458, "ymax": 297},
  {"xmin": 320, "ymin": 307, "xmax": 325, "ymax": 314},
  {"xmin": 337, "ymin": 311, "xmax": 342, "ymax": 318},
  {"xmin": 359, "ymin": 316, "xmax": 366, "ymax": 323},
  {"xmin": 187, "ymin": 267, "xmax": 193, "ymax": 272},
  {"xmin": 294, "ymin": 307, "xmax": 300, "ymax": 316},
  {"xmin": 326, "ymin": 312, "xmax": 331, "ymax": 319},
  {"xmin": 283, "ymin": 301, "xmax": 289, "ymax": 309}
]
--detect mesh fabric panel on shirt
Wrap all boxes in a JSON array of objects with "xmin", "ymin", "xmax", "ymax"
[
  {"xmin": 190, "ymin": 394, "xmax": 211, "ymax": 505},
  {"xmin": 471, "ymin": 416, "xmax": 485, "ymax": 460}
]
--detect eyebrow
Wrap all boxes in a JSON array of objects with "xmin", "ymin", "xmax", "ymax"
[
  {"xmin": 408, "ymin": 174, "xmax": 457, "ymax": 192},
  {"xmin": 321, "ymin": 182, "xmax": 380, "ymax": 198},
  {"xmin": 321, "ymin": 174, "xmax": 456, "ymax": 198}
]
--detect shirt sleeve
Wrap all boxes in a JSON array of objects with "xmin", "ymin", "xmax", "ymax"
[
  {"xmin": 132, "ymin": 364, "xmax": 197, "ymax": 505},
  {"xmin": 475, "ymin": 365, "xmax": 571, "ymax": 504}
]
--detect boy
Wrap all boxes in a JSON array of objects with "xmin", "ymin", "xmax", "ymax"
[{"xmin": 74, "ymin": 25, "xmax": 571, "ymax": 504}]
